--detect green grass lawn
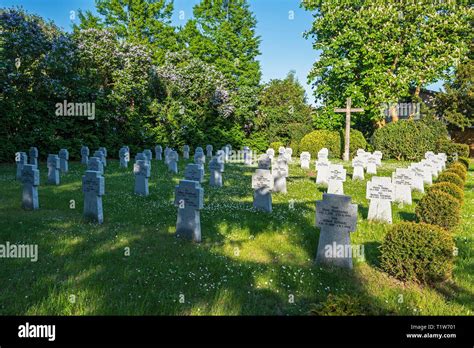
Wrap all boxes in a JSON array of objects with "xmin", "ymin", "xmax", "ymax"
[{"xmin": 0, "ymin": 157, "xmax": 472, "ymax": 315}]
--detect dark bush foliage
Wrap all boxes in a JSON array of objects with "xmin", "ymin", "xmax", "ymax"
[
  {"xmin": 380, "ymin": 222, "xmax": 454, "ymax": 283},
  {"xmin": 415, "ymin": 190, "xmax": 461, "ymax": 230}
]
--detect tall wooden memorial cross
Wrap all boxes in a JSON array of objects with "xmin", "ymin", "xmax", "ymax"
[{"xmin": 334, "ymin": 97, "xmax": 364, "ymax": 161}]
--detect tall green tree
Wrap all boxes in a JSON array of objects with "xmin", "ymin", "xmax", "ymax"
[
  {"xmin": 182, "ymin": 0, "xmax": 261, "ymax": 90},
  {"xmin": 75, "ymin": 0, "xmax": 180, "ymax": 64},
  {"xmin": 435, "ymin": 44, "xmax": 473, "ymax": 130},
  {"xmin": 255, "ymin": 71, "xmax": 313, "ymax": 147},
  {"xmin": 302, "ymin": 0, "xmax": 473, "ymax": 129}
]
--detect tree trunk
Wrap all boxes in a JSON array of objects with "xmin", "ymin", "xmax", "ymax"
[{"xmin": 390, "ymin": 104, "xmax": 399, "ymax": 123}]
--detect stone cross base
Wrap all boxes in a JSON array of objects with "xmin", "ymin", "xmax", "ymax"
[
  {"xmin": 210, "ymin": 171, "xmax": 223, "ymax": 187},
  {"xmin": 368, "ymin": 199, "xmax": 392, "ymax": 223},
  {"xmin": 81, "ymin": 156, "xmax": 88, "ymax": 165},
  {"xmin": 22, "ymin": 186, "xmax": 39, "ymax": 210},
  {"xmin": 176, "ymin": 208, "xmax": 201, "ymax": 242},
  {"xmin": 120, "ymin": 159, "xmax": 128, "ymax": 168},
  {"xmin": 316, "ymin": 226, "xmax": 353, "ymax": 269},
  {"xmin": 394, "ymin": 185, "xmax": 412, "ymax": 205},
  {"xmin": 48, "ymin": 172, "xmax": 60, "ymax": 185},
  {"xmin": 273, "ymin": 176, "xmax": 287, "ymax": 193},
  {"xmin": 169, "ymin": 162, "xmax": 178, "ymax": 174},
  {"xmin": 135, "ymin": 177, "xmax": 149, "ymax": 196},
  {"xmin": 366, "ymin": 164, "xmax": 377, "ymax": 174},
  {"xmin": 84, "ymin": 194, "xmax": 103, "ymax": 224},
  {"xmin": 353, "ymin": 167, "xmax": 364, "ymax": 180},
  {"xmin": 253, "ymin": 188, "xmax": 272, "ymax": 212}
]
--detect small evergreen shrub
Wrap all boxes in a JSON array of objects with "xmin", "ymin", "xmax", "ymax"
[
  {"xmin": 380, "ymin": 222, "xmax": 454, "ymax": 283},
  {"xmin": 437, "ymin": 172, "xmax": 464, "ymax": 189},
  {"xmin": 309, "ymin": 294, "xmax": 380, "ymax": 316},
  {"xmin": 299, "ymin": 130, "xmax": 341, "ymax": 158},
  {"xmin": 415, "ymin": 190, "xmax": 461, "ymax": 230},
  {"xmin": 448, "ymin": 162, "xmax": 468, "ymax": 178},
  {"xmin": 458, "ymin": 157, "xmax": 470, "ymax": 170},
  {"xmin": 444, "ymin": 167, "xmax": 466, "ymax": 182},
  {"xmin": 436, "ymin": 139, "xmax": 470, "ymax": 160},
  {"xmin": 427, "ymin": 182, "xmax": 464, "ymax": 205}
]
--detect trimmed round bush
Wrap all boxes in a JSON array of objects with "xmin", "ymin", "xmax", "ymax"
[
  {"xmin": 437, "ymin": 171, "xmax": 464, "ymax": 189},
  {"xmin": 448, "ymin": 162, "xmax": 467, "ymax": 178},
  {"xmin": 428, "ymin": 182, "xmax": 464, "ymax": 205},
  {"xmin": 341, "ymin": 129, "xmax": 367, "ymax": 158},
  {"xmin": 458, "ymin": 157, "xmax": 470, "ymax": 170},
  {"xmin": 444, "ymin": 167, "xmax": 466, "ymax": 182},
  {"xmin": 415, "ymin": 190, "xmax": 461, "ymax": 230},
  {"xmin": 299, "ymin": 130, "xmax": 341, "ymax": 158},
  {"xmin": 380, "ymin": 222, "xmax": 454, "ymax": 283}
]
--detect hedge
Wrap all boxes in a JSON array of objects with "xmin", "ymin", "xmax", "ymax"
[
  {"xmin": 427, "ymin": 182, "xmax": 464, "ymax": 205},
  {"xmin": 299, "ymin": 130, "xmax": 341, "ymax": 159},
  {"xmin": 437, "ymin": 172, "xmax": 465, "ymax": 189}
]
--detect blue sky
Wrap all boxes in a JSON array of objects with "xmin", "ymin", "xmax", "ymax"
[{"xmin": 2, "ymin": 0, "xmax": 442, "ymax": 105}]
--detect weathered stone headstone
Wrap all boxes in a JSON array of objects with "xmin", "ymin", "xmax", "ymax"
[
  {"xmin": 87, "ymin": 157, "xmax": 104, "ymax": 175},
  {"xmin": 175, "ymin": 180, "xmax": 204, "ymax": 242},
  {"xmin": 373, "ymin": 151, "xmax": 383, "ymax": 166},
  {"xmin": 94, "ymin": 150, "xmax": 106, "ymax": 169},
  {"xmin": 315, "ymin": 193, "xmax": 358, "ymax": 269},
  {"xmin": 366, "ymin": 177, "xmax": 394, "ymax": 223},
  {"xmin": 315, "ymin": 158, "xmax": 331, "ymax": 186},
  {"xmin": 119, "ymin": 146, "xmax": 130, "ymax": 168},
  {"xmin": 47, "ymin": 154, "xmax": 60, "ymax": 185},
  {"xmin": 83, "ymin": 170, "xmax": 104, "ymax": 224},
  {"xmin": 252, "ymin": 168, "xmax": 273, "ymax": 212},
  {"xmin": 164, "ymin": 147, "xmax": 171, "ymax": 165},
  {"xmin": 16, "ymin": 152, "xmax": 28, "ymax": 180},
  {"xmin": 143, "ymin": 149, "xmax": 153, "ymax": 169},
  {"xmin": 352, "ymin": 157, "xmax": 365, "ymax": 181},
  {"xmin": 58, "ymin": 149, "xmax": 69, "ymax": 173},
  {"xmin": 420, "ymin": 160, "xmax": 434, "ymax": 184},
  {"xmin": 194, "ymin": 148, "xmax": 206, "ymax": 170},
  {"xmin": 278, "ymin": 146, "xmax": 286, "ymax": 158},
  {"xmin": 366, "ymin": 155, "xmax": 377, "ymax": 174},
  {"xmin": 21, "ymin": 164, "xmax": 39, "ymax": 210},
  {"xmin": 81, "ymin": 146, "xmax": 89, "ymax": 165},
  {"xmin": 408, "ymin": 163, "xmax": 425, "ymax": 193},
  {"xmin": 300, "ymin": 152, "xmax": 311, "ymax": 169},
  {"xmin": 272, "ymin": 157, "xmax": 288, "ymax": 194},
  {"xmin": 134, "ymin": 153, "xmax": 150, "ymax": 196},
  {"xmin": 285, "ymin": 147, "xmax": 293, "ymax": 163},
  {"xmin": 266, "ymin": 148, "xmax": 275, "ymax": 161},
  {"xmin": 327, "ymin": 164, "xmax": 346, "ymax": 195},
  {"xmin": 29, "ymin": 147, "xmax": 38, "ymax": 167},
  {"xmin": 243, "ymin": 146, "xmax": 252, "ymax": 166},
  {"xmin": 356, "ymin": 148, "xmax": 366, "ymax": 157},
  {"xmin": 318, "ymin": 148, "xmax": 329, "ymax": 160},
  {"xmin": 183, "ymin": 145, "xmax": 190, "ymax": 159},
  {"xmin": 98, "ymin": 147, "xmax": 107, "ymax": 166},
  {"xmin": 209, "ymin": 156, "xmax": 224, "ymax": 187},
  {"xmin": 168, "ymin": 150, "xmax": 179, "ymax": 174},
  {"xmin": 185, "ymin": 163, "xmax": 204, "ymax": 183},
  {"xmin": 206, "ymin": 144, "xmax": 213, "ymax": 158},
  {"xmin": 392, "ymin": 168, "xmax": 413, "ymax": 205},
  {"xmin": 258, "ymin": 154, "xmax": 272, "ymax": 170},
  {"xmin": 155, "ymin": 145, "xmax": 163, "ymax": 160}
]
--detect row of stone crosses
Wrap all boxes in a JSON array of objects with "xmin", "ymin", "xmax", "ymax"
[{"xmin": 16, "ymin": 143, "xmax": 447, "ymax": 267}]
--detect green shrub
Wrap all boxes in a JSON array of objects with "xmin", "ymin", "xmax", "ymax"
[
  {"xmin": 372, "ymin": 119, "xmax": 447, "ymax": 161},
  {"xmin": 309, "ymin": 294, "xmax": 381, "ymax": 316},
  {"xmin": 458, "ymin": 157, "xmax": 470, "ymax": 170},
  {"xmin": 444, "ymin": 167, "xmax": 467, "ymax": 182},
  {"xmin": 341, "ymin": 129, "xmax": 367, "ymax": 158},
  {"xmin": 437, "ymin": 172, "xmax": 464, "ymax": 189},
  {"xmin": 428, "ymin": 182, "xmax": 464, "ymax": 205},
  {"xmin": 380, "ymin": 222, "xmax": 454, "ymax": 283},
  {"xmin": 269, "ymin": 141, "xmax": 284, "ymax": 151},
  {"xmin": 448, "ymin": 162, "xmax": 468, "ymax": 177},
  {"xmin": 436, "ymin": 139, "xmax": 470, "ymax": 161},
  {"xmin": 299, "ymin": 130, "xmax": 341, "ymax": 158},
  {"xmin": 415, "ymin": 190, "xmax": 461, "ymax": 230}
]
